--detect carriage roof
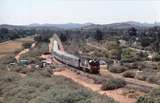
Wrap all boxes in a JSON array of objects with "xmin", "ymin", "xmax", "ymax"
[{"xmin": 54, "ymin": 50, "xmax": 79, "ymax": 60}]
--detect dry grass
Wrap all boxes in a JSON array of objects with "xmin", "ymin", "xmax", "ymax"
[
  {"xmin": 0, "ymin": 70, "xmax": 118, "ymax": 103},
  {"xmin": 0, "ymin": 36, "xmax": 34, "ymax": 58}
]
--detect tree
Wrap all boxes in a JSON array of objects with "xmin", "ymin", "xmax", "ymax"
[
  {"xmin": 0, "ymin": 28, "xmax": 9, "ymax": 34},
  {"xmin": 141, "ymin": 38, "xmax": 150, "ymax": 47},
  {"xmin": 128, "ymin": 27, "xmax": 137, "ymax": 36},
  {"xmin": 150, "ymin": 26, "xmax": 160, "ymax": 53},
  {"xmin": 22, "ymin": 42, "xmax": 32, "ymax": 49},
  {"xmin": 127, "ymin": 27, "xmax": 137, "ymax": 45},
  {"xmin": 95, "ymin": 29, "xmax": 103, "ymax": 42},
  {"xmin": 0, "ymin": 28, "xmax": 9, "ymax": 40},
  {"xmin": 34, "ymin": 34, "xmax": 51, "ymax": 42},
  {"xmin": 60, "ymin": 33, "xmax": 67, "ymax": 42}
]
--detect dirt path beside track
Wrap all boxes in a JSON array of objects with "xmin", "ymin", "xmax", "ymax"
[{"xmin": 54, "ymin": 69, "xmax": 136, "ymax": 103}]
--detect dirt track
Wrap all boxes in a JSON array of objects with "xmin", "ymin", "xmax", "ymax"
[
  {"xmin": 54, "ymin": 69, "xmax": 136, "ymax": 103},
  {"xmin": 15, "ymin": 42, "xmax": 36, "ymax": 61}
]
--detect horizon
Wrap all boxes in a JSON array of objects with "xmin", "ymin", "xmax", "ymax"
[
  {"xmin": 1, "ymin": 21, "xmax": 160, "ymax": 26},
  {"xmin": 0, "ymin": 0, "xmax": 160, "ymax": 25}
]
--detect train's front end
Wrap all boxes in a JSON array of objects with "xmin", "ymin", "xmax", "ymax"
[{"xmin": 88, "ymin": 59, "xmax": 100, "ymax": 74}]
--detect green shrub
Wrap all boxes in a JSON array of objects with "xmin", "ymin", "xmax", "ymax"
[
  {"xmin": 131, "ymin": 62, "xmax": 138, "ymax": 69},
  {"xmin": 38, "ymin": 70, "xmax": 52, "ymax": 78},
  {"xmin": 122, "ymin": 48, "xmax": 135, "ymax": 59},
  {"xmin": 105, "ymin": 41, "xmax": 120, "ymax": 50},
  {"xmin": 101, "ymin": 78, "xmax": 126, "ymax": 90},
  {"xmin": 87, "ymin": 74, "xmax": 107, "ymax": 84},
  {"xmin": 136, "ymin": 88, "xmax": 160, "ymax": 103},
  {"xmin": 108, "ymin": 65, "xmax": 126, "ymax": 73},
  {"xmin": 21, "ymin": 42, "xmax": 49, "ymax": 59},
  {"xmin": 91, "ymin": 95, "xmax": 119, "ymax": 103},
  {"xmin": 122, "ymin": 71, "xmax": 135, "ymax": 78},
  {"xmin": 0, "ymin": 54, "xmax": 16, "ymax": 64},
  {"xmin": 0, "ymin": 71, "xmax": 20, "ymax": 82},
  {"xmin": 22, "ymin": 42, "xmax": 32, "ymax": 49},
  {"xmin": 153, "ymin": 55, "xmax": 160, "ymax": 61},
  {"xmin": 135, "ymin": 72, "xmax": 146, "ymax": 81},
  {"xmin": 38, "ymin": 83, "xmax": 53, "ymax": 92},
  {"xmin": 137, "ymin": 96, "xmax": 156, "ymax": 103},
  {"xmin": 146, "ymin": 76, "xmax": 158, "ymax": 84}
]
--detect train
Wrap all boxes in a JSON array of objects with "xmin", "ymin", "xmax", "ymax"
[{"xmin": 52, "ymin": 40, "xmax": 100, "ymax": 74}]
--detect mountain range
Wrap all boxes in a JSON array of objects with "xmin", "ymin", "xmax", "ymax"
[{"xmin": 0, "ymin": 21, "xmax": 160, "ymax": 30}]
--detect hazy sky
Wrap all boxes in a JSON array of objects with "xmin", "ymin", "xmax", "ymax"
[{"xmin": 0, "ymin": 0, "xmax": 160, "ymax": 25}]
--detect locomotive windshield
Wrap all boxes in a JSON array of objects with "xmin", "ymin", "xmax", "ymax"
[{"xmin": 88, "ymin": 59, "xmax": 99, "ymax": 66}]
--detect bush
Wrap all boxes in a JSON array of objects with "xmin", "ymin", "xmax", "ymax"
[
  {"xmin": 152, "ymin": 55, "xmax": 160, "ymax": 61},
  {"xmin": 0, "ymin": 54, "xmax": 16, "ymax": 64},
  {"xmin": 136, "ymin": 88, "xmax": 160, "ymax": 103},
  {"xmin": 122, "ymin": 71, "xmax": 135, "ymax": 78},
  {"xmin": 0, "ymin": 70, "xmax": 20, "ymax": 82},
  {"xmin": 22, "ymin": 42, "xmax": 32, "ymax": 49},
  {"xmin": 38, "ymin": 70, "xmax": 52, "ymax": 78},
  {"xmin": 122, "ymin": 48, "xmax": 135, "ymax": 59},
  {"xmin": 135, "ymin": 73, "xmax": 146, "ymax": 81},
  {"xmin": 101, "ymin": 78, "xmax": 126, "ymax": 90},
  {"xmin": 21, "ymin": 42, "xmax": 49, "ymax": 60},
  {"xmin": 14, "ymin": 48, "xmax": 24, "ymax": 54},
  {"xmin": 137, "ymin": 95, "xmax": 156, "ymax": 103},
  {"xmin": 131, "ymin": 62, "xmax": 138, "ymax": 69},
  {"xmin": 108, "ymin": 65, "xmax": 126, "ymax": 73},
  {"xmin": 146, "ymin": 76, "xmax": 158, "ymax": 84},
  {"xmin": 87, "ymin": 74, "xmax": 108, "ymax": 84}
]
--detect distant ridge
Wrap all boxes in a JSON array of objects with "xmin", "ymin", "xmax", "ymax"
[
  {"xmin": 1, "ymin": 21, "xmax": 160, "ymax": 30},
  {"xmin": 29, "ymin": 23, "xmax": 94, "ymax": 29}
]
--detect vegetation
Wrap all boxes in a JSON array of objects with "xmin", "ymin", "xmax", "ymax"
[
  {"xmin": 0, "ymin": 27, "xmax": 35, "ymax": 42},
  {"xmin": 21, "ymin": 42, "xmax": 48, "ymax": 61},
  {"xmin": 0, "ymin": 70, "xmax": 118, "ymax": 103},
  {"xmin": 136, "ymin": 87, "xmax": 160, "ymax": 103},
  {"xmin": 122, "ymin": 48, "xmax": 135, "ymax": 59},
  {"xmin": 86, "ymin": 74, "xmax": 110, "ymax": 84},
  {"xmin": 122, "ymin": 71, "xmax": 135, "ymax": 78},
  {"xmin": 22, "ymin": 42, "xmax": 32, "ymax": 49},
  {"xmin": 0, "ymin": 54, "xmax": 16, "ymax": 64},
  {"xmin": 1, "ymin": 22, "xmax": 160, "ymax": 103},
  {"xmin": 94, "ymin": 29, "xmax": 103, "ymax": 42},
  {"xmin": 135, "ymin": 72, "xmax": 146, "ymax": 81},
  {"xmin": 108, "ymin": 65, "xmax": 126, "ymax": 73},
  {"xmin": 59, "ymin": 32, "xmax": 67, "ymax": 42},
  {"xmin": 101, "ymin": 78, "xmax": 126, "ymax": 90}
]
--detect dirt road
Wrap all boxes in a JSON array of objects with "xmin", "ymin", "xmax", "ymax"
[{"xmin": 15, "ymin": 42, "xmax": 36, "ymax": 62}]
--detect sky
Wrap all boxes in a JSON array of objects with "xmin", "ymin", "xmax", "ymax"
[{"xmin": 0, "ymin": 0, "xmax": 160, "ymax": 25}]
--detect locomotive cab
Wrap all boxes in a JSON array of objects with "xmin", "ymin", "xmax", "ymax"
[{"xmin": 88, "ymin": 59, "xmax": 100, "ymax": 74}]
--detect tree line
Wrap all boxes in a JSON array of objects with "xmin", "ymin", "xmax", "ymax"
[{"xmin": 1, "ymin": 25, "xmax": 160, "ymax": 53}]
